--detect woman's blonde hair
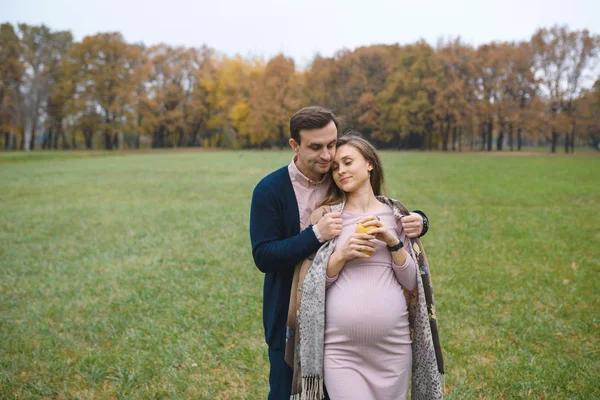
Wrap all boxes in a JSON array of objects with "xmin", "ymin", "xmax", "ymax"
[{"xmin": 319, "ymin": 131, "xmax": 386, "ymax": 206}]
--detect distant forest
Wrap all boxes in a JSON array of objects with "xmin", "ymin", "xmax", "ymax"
[{"xmin": 1, "ymin": 23, "xmax": 599, "ymax": 153}]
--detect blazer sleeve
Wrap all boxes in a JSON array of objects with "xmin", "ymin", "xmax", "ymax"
[{"xmin": 250, "ymin": 183, "xmax": 322, "ymax": 273}]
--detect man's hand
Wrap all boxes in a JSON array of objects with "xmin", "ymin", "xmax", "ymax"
[
  {"xmin": 316, "ymin": 211, "xmax": 343, "ymax": 241},
  {"xmin": 401, "ymin": 212, "xmax": 423, "ymax": 238}
]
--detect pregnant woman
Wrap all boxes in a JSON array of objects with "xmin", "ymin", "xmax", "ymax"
[{"xmin": 288, "ymin": 132, "xmax": 443, "ymax": 400}]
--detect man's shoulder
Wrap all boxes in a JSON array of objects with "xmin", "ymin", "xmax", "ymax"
[{"xmin": 254, "ymin": 165, "xmax": 290, "ymax": 192}]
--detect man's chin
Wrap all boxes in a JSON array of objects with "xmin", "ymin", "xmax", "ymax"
[{"xmin": 316, "ymin": 163, "xmax": 331, "ymax": 172}]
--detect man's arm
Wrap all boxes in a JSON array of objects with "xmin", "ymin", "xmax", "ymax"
[{"xmin": 250, "ymin": 184, "xmax": 322, "ymax": 274}]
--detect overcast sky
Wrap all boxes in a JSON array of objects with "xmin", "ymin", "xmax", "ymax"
[{"xmin": 3, "ymin": 0, "xmax": 599, "ymax": 68}]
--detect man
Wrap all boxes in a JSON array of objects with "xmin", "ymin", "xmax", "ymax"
[{"xmin": 250, "ymin": 106, "xmax": 429, "ymax": 399}]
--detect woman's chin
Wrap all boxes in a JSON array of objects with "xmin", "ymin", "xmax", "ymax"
[{"xmin": 337, "ymin": 182, "xmax": 355, "ymax": 192}]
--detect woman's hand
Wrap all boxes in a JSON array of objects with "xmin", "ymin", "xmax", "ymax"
[
  {"xmin": 359, "ymin": 216, "xmax": 400, "ymax": 247},
  {"xmin": 336, "ymin": 232, "xmax": 376, "ymax": 262},
  {"xmin": 327, "ymin": 232, "xmax": 375, "ymax": 278}
]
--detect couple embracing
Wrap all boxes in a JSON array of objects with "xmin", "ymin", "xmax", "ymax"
[{"xmin": 250, "ymin": 106, "xmax": 444, "ymax": 400}]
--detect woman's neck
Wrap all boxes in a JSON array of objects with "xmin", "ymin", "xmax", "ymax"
[{"xmin": 344, "ymin": 185, "xmax": 381, "ymax": 213}]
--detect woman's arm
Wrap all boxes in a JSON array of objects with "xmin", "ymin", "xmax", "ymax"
[{"xmin": 390, "ymin": 234, "xmax": 417, "ymax": 291}]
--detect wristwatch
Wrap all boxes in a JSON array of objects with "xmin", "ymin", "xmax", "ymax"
[{"xmin": 386, "ymin": 239, "xmax": 404, "ymax": 252}]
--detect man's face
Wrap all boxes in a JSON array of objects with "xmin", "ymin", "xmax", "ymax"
[{"xmin": 289, "ymin": 120, "xmax": 338, "ymax": 181}]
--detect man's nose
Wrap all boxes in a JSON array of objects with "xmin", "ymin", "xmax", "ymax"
[{"xmin": 320, "ymin": 149, "xmax": 331, "ymax": 161}]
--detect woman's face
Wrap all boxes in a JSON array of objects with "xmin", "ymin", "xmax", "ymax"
[{"xmin": 331, "ymin": 144, "xmax": 372, "ymax": 193}]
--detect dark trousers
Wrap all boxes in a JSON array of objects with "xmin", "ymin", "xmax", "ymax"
[
  {"xmin": 268, "ymin": 347, "xmax": 293, "ymax": 400},
  {"xmin": 267, "ymin": 347, "xmax": 330, "ymax": 400}
]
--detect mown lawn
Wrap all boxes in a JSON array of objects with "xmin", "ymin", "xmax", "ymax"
[{"xmin": 1, "ymin": 150, "xmax": 598, "ymax": 399}]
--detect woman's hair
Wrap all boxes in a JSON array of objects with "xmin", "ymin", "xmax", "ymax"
[{"xmin": 319, "ymin": 131, "xmax": 386, "ymax": 206}]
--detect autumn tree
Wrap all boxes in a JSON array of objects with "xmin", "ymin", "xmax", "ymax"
[
  {"xmin": 65, "ymin": 32, "xmax": 142, "ymax": 150},
  {"xmin": 0, "ymin": 23, "xmax": 23, "ymax": 150},
  {"xmin": 203, "ymin": 55, "xmax": 260, "ymax": 148},
  {"xmin": 377, "ymin": 42, "xmax": 438, "ymax": 149},
  {"xmin": 43, "ymin": 30, "xmax": 73, "ymax": 149},
  {"xmin": 249, "ymin": 54, "xmax": 303, "ymax": 147},
  {"xmin": 532, "ymin": 25, "xmax": 600, "ymax": 152},
  {"xmin": 434, "ymin": 39, "xmax": 474, "ymax": 151}
]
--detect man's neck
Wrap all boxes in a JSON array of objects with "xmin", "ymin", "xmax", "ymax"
[{"xmin": 294, "ymin": 158, "xmax": 324, "ymax": 182}]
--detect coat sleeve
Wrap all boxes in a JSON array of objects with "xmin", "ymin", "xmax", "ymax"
[{"xmin": 250, "ymin": 183, "xmax": 322, "ymax": 273}]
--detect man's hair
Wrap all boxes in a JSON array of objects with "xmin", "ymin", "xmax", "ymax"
[{"xmin": 289, "ymin": 106, "xmax": 339, "ymax": 144}]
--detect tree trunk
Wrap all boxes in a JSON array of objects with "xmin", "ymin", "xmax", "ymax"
[
  {"xmin": 72, "ymin": 131, "xmax": 77, "ymax": 149},
  {"xmin": 135, "ymin": 133, "xmax": 140, "ymax": 149},
  {"xmin": 496, "ymin": 127, "xmax": 504, "ymax": 151},
  {"xmin": 188, "ymin": 125, "xmax": 200, "ymax": 147},
  {"xmin": 104, "ymin": 131, "xmax": 113, "ymax": 150},
  {"xmin": 42, "ymin": 128, "xmax": 50, "ymax": 149},
  {"xmin": 58, "ymin": 121, "xmax": 68, "ymax": 149},
  {"xmin": 458, "ymin": 127, "xmax": 463, "ymax": 152},
  {"xmin": 487, "ymin": 120, "xmax": 493, "ymax": 151},
  {"xmin": 4, "ymin": 133, "xmax": 10, "ymax": 149},
  {"xmin": 564, "ymin": 132, "xmax": 569, "ymax": 153},
  {"xmin": 159, "ymin": 126, "xmax": 166, "ymax": 148},
  {"xmin": 428, "ymin": 128, "xmax": 433, "ymax": 150},
  {"xmin": 20, "ymin": 125, "xmax": 25, "ymax": 150},
  {"xmin": 177, "ymin": 128, "xmax": 184, "ymax": 147},
  {"xmin": 480, "ymin": 123, "xmax": 486, "ymax": 151},
  {"xmin": 441, "ymin": 120, "xmax": 450, "ymax": 151},
  {"xmin": 551, "ymin": 131, "xmax": 558, "ymax": 153},
  {"xmin": 53, "ymin": 127, "xmax": 59, "ymax": 149},
  {"xmin": 508, "ymin": 124, "xmax": 514, "ymax": 151},
  {"xmin": 570, "ymin": 129, "xmax": 575, "ymax": 153},
  {"xmin": 451, "ymin": 126, "xmax": 457, "ymax": 151},
  {"xmin": 112, "ymin": 132, "xmax": 119, "ymax": 149},
  {"xmin": 83, "ymin": 130, "xmax": 93, "ymax": 149},
  {"xmin": 517, "ymin": 127, "xmax": 522, "ymax": 151}
]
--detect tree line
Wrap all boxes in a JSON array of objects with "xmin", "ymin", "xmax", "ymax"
[{"xmin": 1, "ymin": 23, "xmax": 599, "ymax": 153}]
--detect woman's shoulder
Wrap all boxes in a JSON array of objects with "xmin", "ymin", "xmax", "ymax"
[{"xmin": 310, "ymin": 205, "xmax": 332, "ymax": 225}]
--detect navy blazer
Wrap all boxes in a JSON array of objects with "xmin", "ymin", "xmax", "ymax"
[{"xmin": 250, "ymin": 166, "xmax": 323, "ymax": 349}]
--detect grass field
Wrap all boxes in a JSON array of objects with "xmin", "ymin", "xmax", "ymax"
[{"xmin": 1, "ymin": 150, "xmax": 599, "ymax": 399}]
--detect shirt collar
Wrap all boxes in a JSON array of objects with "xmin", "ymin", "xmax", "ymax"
[{"xmin": 288, "ymin": 155, "xmax": 329, "ymax": 187}]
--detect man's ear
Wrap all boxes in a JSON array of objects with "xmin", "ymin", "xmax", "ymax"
[{"xmin": 289, "ymin": 138, "xmax": 299, "ymax": 153}]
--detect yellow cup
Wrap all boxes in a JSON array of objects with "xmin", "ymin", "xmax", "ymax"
[{"xmin": 355, "ymin": 222, "xmax": 376, "ymax": 255}]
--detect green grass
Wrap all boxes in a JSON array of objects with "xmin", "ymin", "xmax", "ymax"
[{"xmin": 1, "ymin": 150, "xmax": 599, "ymax": 399}]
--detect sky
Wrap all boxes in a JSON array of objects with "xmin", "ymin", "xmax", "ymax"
[{"xmin": 3, "ymin": 0, "xmax": 599, "ymax": 68}]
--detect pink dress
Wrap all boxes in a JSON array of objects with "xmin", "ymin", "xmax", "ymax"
[{"xmin": 324, "ymin": 205, "xmax": 417, "ymax": 400}]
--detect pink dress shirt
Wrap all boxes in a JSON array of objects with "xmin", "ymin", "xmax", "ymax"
[{"xmin": 287, "ymin": 156, "xmax": 330, "ymax": 241}]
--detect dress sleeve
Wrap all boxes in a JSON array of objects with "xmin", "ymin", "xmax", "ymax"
[
  {"xmin": 391, "ymin": 228, "xmax": 417, "ymax": 290},
  {"xmin": 325, "ymin": 273, "xmax": 339, "ymax": 289}
]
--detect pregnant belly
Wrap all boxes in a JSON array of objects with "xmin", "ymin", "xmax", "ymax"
[{"xmin": 325, "ymin": 265, "xmax": 410, "ymax": 345}]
